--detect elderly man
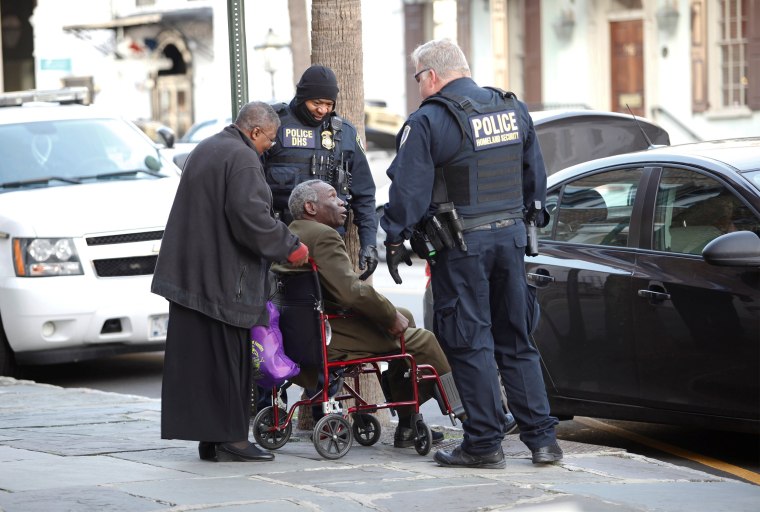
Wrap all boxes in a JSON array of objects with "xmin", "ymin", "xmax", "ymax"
[
  {"xmin": 274, "ymin": 179, "xmax": 450, "ymax": 447},
  {"xmin": 153, "ymin": 101, "xmax": 309, "ymax": 463}
]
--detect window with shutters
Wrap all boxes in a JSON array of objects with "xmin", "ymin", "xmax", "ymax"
[
  {"xmin": 718, "ymin": 0, "xmax": 749, "ymax": 107},
  {"xmin": 696, "ymin": 0, "xmax": 760, "ymax": 113}
]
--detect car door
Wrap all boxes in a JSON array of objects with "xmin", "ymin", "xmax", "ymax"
[
  {"xmin": 528, "ymin": 167, "xmax": 645, "ymax": 404},
  {"xmin": 632, "ymin": 166, "xmax": 760, "ymax": 420}
]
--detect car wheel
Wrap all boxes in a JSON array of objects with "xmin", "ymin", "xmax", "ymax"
[{"xmin": 0, "ymin": 322, "xmax": 18, "ymax": 377}]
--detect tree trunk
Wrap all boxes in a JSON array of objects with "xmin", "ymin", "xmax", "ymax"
[
  {"xmin": 288, "ymin": 0, "xmax": 310, "ymax": 85},
  {"xmin": 298, "ymin": 0, "xmax": 390, "ymax": 431}
]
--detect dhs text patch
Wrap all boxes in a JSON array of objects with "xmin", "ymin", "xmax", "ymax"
[
  {"xmin": 282, "ymin": 127, "xmax": 316, "ymax": 148},
  {"xmin": 469, "ymin": 110, "xmax": 520, "ymax": 151}
]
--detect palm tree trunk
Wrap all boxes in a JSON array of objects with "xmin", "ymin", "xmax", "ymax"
[
  {"xmin": 288, "ymin": 0, "xmax": 310, "ymax": 82},
  {"xmin": 297, "ymin": 0, "xmax": 390, "ymax": 431}
]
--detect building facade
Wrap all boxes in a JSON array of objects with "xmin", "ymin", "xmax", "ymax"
[
  {"xmin": 1, "ymin": 0, "xmax": 757, "ymax": 143},
  {"xmin": 404, "ymin": 0, "xmax": 759, "ymax": 143}
]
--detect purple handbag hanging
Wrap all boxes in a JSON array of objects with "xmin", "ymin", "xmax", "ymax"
[{"xmin": 251, "ymin": 301, "xmax": 300, "ymax": 387}]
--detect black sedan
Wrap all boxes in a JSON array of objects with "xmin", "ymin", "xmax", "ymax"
[{"xmin": 527, "ymin": 137, "xmax": 760, "ymax": 433}]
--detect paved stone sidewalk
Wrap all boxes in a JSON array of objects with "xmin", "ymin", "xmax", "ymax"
[{"xmin": 1, "ymin": 377, "xmax": 758, "ymax": 511}]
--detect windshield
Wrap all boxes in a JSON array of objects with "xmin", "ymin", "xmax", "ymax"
[{"xmin": 0, "ymin": 118, "xmax": 176, "ymax": 189}]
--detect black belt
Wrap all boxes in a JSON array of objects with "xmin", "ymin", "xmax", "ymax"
[{"xmin": 463, "ymin": 218, "xmax": 517, "ymax": 232}]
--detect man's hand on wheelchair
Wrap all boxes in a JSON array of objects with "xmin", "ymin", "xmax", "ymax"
[
  {"xmin": 358, "ymin": 244, "xmax": 378, "ymax": 280},
  {"xmin": 385, "ymin": 241, "xmax": 412, "ymax": 284},
  {"xmin": 388, "ymin": 310, "xmax": 409, "ymax": 338},
  {"xmin": 286, "ymin": 242, "xmax": 310, "ymax": 267}
]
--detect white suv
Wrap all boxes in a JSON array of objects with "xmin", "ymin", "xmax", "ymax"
[{"xmin": 0, "ymin": 88, "xmax": 180, "ymax": 375}]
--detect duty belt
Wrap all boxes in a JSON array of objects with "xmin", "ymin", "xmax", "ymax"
[
  {"xmin": 460, "ymin": 211, "xmax": 522, "ymax": 232},
  {"xmin": 463, "ymin": 218, "xmax": 517, "ymax": 232}
]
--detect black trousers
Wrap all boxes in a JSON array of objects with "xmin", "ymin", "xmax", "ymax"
[
  {"xmin": 161, "ymin": 301, "xmax": 252, "ymax": 442},
  {"xmin": 431, "ymin": 222, "xmax": 558, "ymax": 455}
]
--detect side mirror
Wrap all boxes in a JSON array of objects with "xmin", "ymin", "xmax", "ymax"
[
  {"xmin": 157, "ymin": 126, "xmax": 176, "ymax": 148},
  {"xmin": 702, "ymin": 231, "xmax": 760, "ymax": 267}
]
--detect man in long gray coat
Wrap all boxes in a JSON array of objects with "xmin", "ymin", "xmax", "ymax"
[{"xmin": 152, "ymin": 101, "xmax": 309, "ymax": 462}]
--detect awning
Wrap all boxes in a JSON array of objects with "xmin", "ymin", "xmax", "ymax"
[{"xmin": 63, "ymin": 7, "xmax": 212, "ymax": 32}]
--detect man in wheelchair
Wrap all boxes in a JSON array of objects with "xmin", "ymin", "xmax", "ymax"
[{"xmin": 272, "ymin": 179, "xmax": 452, "ymax": 447}]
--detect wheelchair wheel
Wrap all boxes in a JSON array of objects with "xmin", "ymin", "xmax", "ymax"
[
  {"xmin": 313, "ymin": 414, "xmax": 353, "ymax": 459},
  {"xmin": 252, "ymin": 406, "xmax": 291, "ymax": 450},
  {"xmin": 414, "ymin": 421, "xmax": 433, "ymax": 456},
  {"xmin": 352, "ymin": 413, "xmax": 381, "ymax": 446}
]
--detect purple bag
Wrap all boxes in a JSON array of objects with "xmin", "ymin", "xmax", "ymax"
[{"xmin": 251, "ymin": 301, "xmax": 300, "ymax": 387}]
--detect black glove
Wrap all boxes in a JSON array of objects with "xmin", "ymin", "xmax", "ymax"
[
  {"xmin": 385, "ymin": 242, "xmax": 412, "ymax": 284},
  {"xmin": 358, "ymin": 245, "xmax": 379, "ymax": 280}
]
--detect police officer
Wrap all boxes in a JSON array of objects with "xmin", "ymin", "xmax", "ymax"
[
  {"xmin": 264, "ymin": 65, "xmax": 378, "ymax": 280},
  {"xmin": 382, "ymin": 39, "xmax": 562, "ymax": 468}
]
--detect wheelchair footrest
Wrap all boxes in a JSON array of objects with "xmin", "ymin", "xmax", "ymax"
[{"xmin": 434, "ymin": 372, "xmax": 464, "ymax": 419}]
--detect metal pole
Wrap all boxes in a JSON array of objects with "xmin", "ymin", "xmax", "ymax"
[{"xmin": 227, "ymin": 0, "xmax": 249, "ymax": 119}]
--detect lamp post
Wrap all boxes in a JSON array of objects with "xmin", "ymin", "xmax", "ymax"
[{"xmin": 254, "ymin": 28, "xmax": 289, "ymax": 102}]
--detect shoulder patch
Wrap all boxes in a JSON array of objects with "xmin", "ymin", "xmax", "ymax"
[
  {"xmin": 356, "ymin": 133, "xmax": 365, "ymax": 154},
  {"xmin": 399, "ymin": 125, "xmax": 411, "ymax": 148}
]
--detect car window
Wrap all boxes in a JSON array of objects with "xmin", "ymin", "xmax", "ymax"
[
  {"xmin": 0, "ymin": 118, "xmax": 167, "ymax": 185},
  {"xmin": 653, "ymin": 167, "xmax": 760, "ymax": 254},
  {"xmin": 547, "ymin": 168, "xmax": 643, "ymax": 246},
  {"xmin": 181, "ymin": 119, "xmax": 229, "ymax": 143}
]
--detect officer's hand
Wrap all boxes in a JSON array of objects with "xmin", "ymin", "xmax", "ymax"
[
  {"xmin": 385, "ymin": 242, "xmax": 412, "ymax": 284},
  {"xmin": 358, "ymin": 245, "xmax": 379, "ymax": 280}
]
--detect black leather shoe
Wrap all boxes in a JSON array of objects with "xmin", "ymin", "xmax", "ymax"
[
  {"xmin": 216, "ymin": 442, "xmax": 275, "ymax": 462},
  {"xmin": 393, "ymin": 426, "xmax": 444, "ymax": 448},
  {"xmin": 198, "ymin": 441, "xmax": 217, "ymax": 461},
  {"xmin": 531, "ymin": 441, "xmax": 563, "ymax": 464},
  {"xmin": 434, "ymin": 445, "xmax": 506, "ymax": 469},
  {"xmin": 504, "ymin": 412, "xmax": 518, "ymax": 435}
]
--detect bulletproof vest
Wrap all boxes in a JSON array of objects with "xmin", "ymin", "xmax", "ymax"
[
  {"xmin": 265, "ymin": 104, "xmax": 348, "ymax": 220},
  {"xmin": 422, "ymin": 88, "xmax": 524, "ymax": 219}
]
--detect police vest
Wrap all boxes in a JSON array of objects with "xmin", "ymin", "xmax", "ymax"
[
  {"xmin": 422, "ymin": 88, "xmax": 524, "ymax": 220},
  {"xmin": 264, "ymin": 104, "xmax": 349, "ymax": 218}
]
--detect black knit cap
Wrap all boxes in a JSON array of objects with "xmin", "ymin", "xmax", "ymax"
[{"xmin": 295, "ymin": 65, "xmax": 339, "ymax": 104}]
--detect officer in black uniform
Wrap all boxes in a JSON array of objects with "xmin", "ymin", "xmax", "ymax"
[
  {"xmin": 264, "ymin": 65, "xmax": 378, "ymax": 279},
  {"xmin": 382, "ymin": 39, "xmax": 562, "ymax": 468}
]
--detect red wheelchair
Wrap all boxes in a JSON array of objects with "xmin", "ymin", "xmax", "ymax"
[{"xmin": 252, "ymin": 261, "xmax": 461, "ymax": 460}]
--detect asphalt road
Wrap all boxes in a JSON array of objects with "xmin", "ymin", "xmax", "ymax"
[{"xmin": 20, "ymin": 258, "xmax": 760, "ymax": 487}]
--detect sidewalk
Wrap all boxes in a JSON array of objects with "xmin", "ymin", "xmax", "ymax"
[{"xmin": 1, "ymin": 377, "xmax": 758, "ymax": 512}]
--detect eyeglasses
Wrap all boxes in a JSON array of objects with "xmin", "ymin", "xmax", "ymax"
[
  {"xmin": 254, "ymin": 126, "xmax": 277, "ymax": 148},
  {"xmin": 414, "ymin": 67, "xmax": 432, "ymax": 83}
]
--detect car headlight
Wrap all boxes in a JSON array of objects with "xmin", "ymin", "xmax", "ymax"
[{"xmin": 13, "ymin": 238, "xmax": 84, "ymax": 276}]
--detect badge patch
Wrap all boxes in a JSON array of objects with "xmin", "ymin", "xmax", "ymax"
[
  {"xmin": 356, "ymin": 134, "xmax": 366, "ymax": 154},
  {"xmin": 469, "ymin": 109, "xmax": 521, "ymax": 151},
  {"xmin": 282, "ymin": 126, "xmax": 316, "ymax": 148},
  {"xmin": 321, "ymin": 130, "xmax": 335, "ymax": 150},
  {"xmin": 399, "ymin": 125, "xmax": 411, "ymax": 148}
]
